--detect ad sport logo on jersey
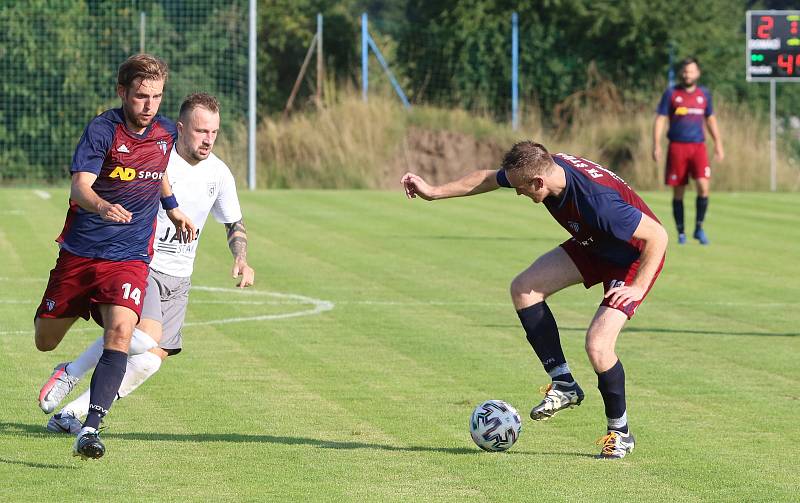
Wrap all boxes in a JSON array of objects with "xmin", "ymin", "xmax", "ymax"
[
  {"xmin": 469, "ymin": 400, "xmax": 522, "ymax": 452},
  {"xmin": 109, "ymin": 166, "xmax": 165, "ymax": 182}
]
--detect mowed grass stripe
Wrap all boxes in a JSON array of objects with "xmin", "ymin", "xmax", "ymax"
[{"xmin": 0, "ymin": 188, "xmax": 797, "ymax": 501}]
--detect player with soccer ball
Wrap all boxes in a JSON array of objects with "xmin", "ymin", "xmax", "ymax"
[
  {"xmin": 38, "ymin": 93, "xmax": 255, "ymax": 440},
  {"xmin": 402, "ymin": 141, "xmax": 667, "ymax": 459}
]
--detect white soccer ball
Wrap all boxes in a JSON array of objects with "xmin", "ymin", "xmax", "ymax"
[{"xmin": 469, "ymin": 400, "xmax": 522, "ymax": 452}]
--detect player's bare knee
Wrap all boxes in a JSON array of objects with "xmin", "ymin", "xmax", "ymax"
[
  {"xmin": 34, "ymin": 322, "xmax": 62, "ymax": 351},
  {"xmin": 34, "ymin": 334, "xmax": 58, "ymax": 352},
  {"xmin": 103, "ymin": 323, "xmax": 135, "ymax": 351},
  {"xmin": 509, "ymin": 275, "xmax": 545, "ymax": 305},
  {"xmin": 585, "ymin": 340, "xmax": 616, "ymax": 369}
]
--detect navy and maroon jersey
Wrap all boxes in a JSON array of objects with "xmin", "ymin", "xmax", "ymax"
[
  {"xmin": 57, "ymin": 108, "xmax": 177, "ymax": 262},
  {"xmin": 498, "ymin": 153, "xmax": 660, "ymax": 267},
  {"xmin": 656, "ymin": 85, "xmax": 713, "ymax": 143}
]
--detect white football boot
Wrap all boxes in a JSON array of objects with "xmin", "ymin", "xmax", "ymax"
[
  {"xmin": 38, "ymin": 362, "xmax": 80, "ymax": 414},
  {"xmin": 595, "ymin": 431, "xmax": 635, "ymax": 459},
  {"xmin": 529, "ymin": 380, "xmax": 585, "ymax": 421}
]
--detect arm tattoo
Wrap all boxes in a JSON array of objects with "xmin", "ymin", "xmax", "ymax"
[{"xmin": 225, "ymin": 219, "xmax": 248, "ymax": 261}]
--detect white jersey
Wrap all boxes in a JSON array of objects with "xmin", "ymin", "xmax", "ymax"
[{"xmin": 149, "ymin": 147, "xmax": 243, "ymax": 277}]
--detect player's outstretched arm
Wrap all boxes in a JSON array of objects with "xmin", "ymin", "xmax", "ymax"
[
  {"xmin": 71, "ymin": 172, "xmax": 132, "ymax": 223},
  {"xmin": 401, "ymin": 170, "xmax": 500, "ymax": 201},
  {"xmin": 605, "ymin": 213, "xmax": 668, "ymax": 309},
  {"xmin": 225, "ymin": 219, "xmax": 254, "ymax": 288}
]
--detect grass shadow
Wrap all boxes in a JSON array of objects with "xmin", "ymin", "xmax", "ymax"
[
  {"xmin": 0, "ymin": 422, "xmax": 592, "ymax": 457},
  {"xmin": 480, "ymin": 324, "xmax": 799, "ymax": 337},
  {"xmin": 399, "ymin": 235, "xmax": 551, "ymax": 243},
  {"xmin": 0, "ymin": 457, "xmax": 78, "ymax": 470}
]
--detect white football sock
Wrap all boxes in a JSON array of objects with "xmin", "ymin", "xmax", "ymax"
[
  {"xmin": 60, "ymin": 352, "xmax": 163, "ymax": 417},
  {"xmin": 65, "ymin": 336, "xmax": 104, "ymax": 379},
  {"xmin": 117, "ymin": 351, "xmax": 162, "ymax": 398},
  {"xmin": 61, "ymin": 388, "xmax": 91, "ymax": 419},
  {"xmin": 129, "ymin": 328, "xmax": 158, "ymax": 355}
]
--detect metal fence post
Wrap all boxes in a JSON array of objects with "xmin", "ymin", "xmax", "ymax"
[
  {"xmin": 139, "ymin": 11, "xmax": 145, "ymax": 53},
  {"xmin": 362, "ymin": 13, "xmax": 368, "ymax": 102},
  {"xmin": 248, "ymin": 0, "xmax": 256, "ymax": 190},
  {"xmin": 316, "ymin": 13, "xmax": 323, "ymax": 105},
  {"xmin": 512, "ymin": 12, "xmax": 519, "ymax": 130}
]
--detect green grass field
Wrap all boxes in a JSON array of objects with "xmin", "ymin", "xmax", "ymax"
[{"xmin": 0, "ymin": 188, "xmax": 798, "ymax": 502}]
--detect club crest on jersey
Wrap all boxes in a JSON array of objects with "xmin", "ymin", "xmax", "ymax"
[
  {"xmin": 568, "ymin": 221, "xmax": 580, "ymax": 233},
  {"xmin": 157, "ymin": 140, "xmax": 168, "ymax": 155},
  {"xmin": 208, "ymin": 182, "xmax": 216, "ymax": 197}
]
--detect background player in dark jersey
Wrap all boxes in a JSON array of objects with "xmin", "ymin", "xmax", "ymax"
[
  {"xmin": 34, "ymin": 54, "xmax": 196, "ymax": 460},
  {"xmin": 401, "ymin": 141, "xmax": 668, "ymax": 459},
  {"xmin": 653, "ymin": 56, "xmax": 724, "ymax": 245}
]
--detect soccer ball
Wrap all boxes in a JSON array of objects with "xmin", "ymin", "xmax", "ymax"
[{"xmin": 469, "ymin": 400, "xmax": 522, "ymax": 452}]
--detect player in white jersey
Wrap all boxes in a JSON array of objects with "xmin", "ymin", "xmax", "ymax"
[{"xmin": 39, "ymin": 93, "xmax": 255, "ymax": 433}]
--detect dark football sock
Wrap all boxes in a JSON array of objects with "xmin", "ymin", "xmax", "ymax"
[
  {"xmin": 84, "ymin": 349, "xmax": 127, "ymax": 430},
  {"xmin": 597, "ymin": 359, "xmax": 628, "ymax": 433},
  {"xmin": 695, "ymin": 196, "xmax": 709, "ymax": 229},
  {"xmin": 517, "ymin": 302, "xmax": 574, "ymax": 383},
  {"xmin": 672, "ymin": 199, "xmax": 685, "ymax": 234}
]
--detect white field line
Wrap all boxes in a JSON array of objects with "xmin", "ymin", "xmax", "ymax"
[
  {"xmin": 33, "ymin": 190, "xmax": 51, "ymax": 199},
  {"xmin": 0, "ymin": 287, "xmax": 334, "ymax": 336}
]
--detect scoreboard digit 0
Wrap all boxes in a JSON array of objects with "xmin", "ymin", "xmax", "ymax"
[{"xmin": 747, "ymin": 11, "xmax": 800, "ymax": 81}]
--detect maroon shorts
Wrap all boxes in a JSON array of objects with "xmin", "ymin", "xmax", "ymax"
[
  {"xmin": 35, "ymin": 249, "xmax": 149, "ymax": 326},
  {"xmin": 561, "ymin": 240, "xmax": 664, "ymax": 319},
  {"xmin": 665, "ymin": 142, "xmax": 710, "ymax": 186}
]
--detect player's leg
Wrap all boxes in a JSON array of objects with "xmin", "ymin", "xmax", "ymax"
[
  {"xmin": 687, "ymin": 144, "xmax": 711, "ymax": 244},
  {"xmin": 511, "ymin": 246, "xmax": 586, "ymax": 420},
  {"xmin": 115, "ymin": 318, "xmax": 164, "ymax": 399},
  {"xmin": 666, "ymin": 142, "xmax": 689, "ymax": 244},
  {"xmin": 692, "ymin": 145, "xmax": 711, "ymax": 244},
  {"xmin": 46, "ymin": 320, "xmax": 161, "ymax": 434},
  {"xmin": 35, "ymin": 251, "xmax": 96, "ymax": 412},
  {"xmin": 54, "ymin": 344, "xmax": 166, "ymax": 430},
  {"xmin": 589, "ymin": 257, "xmax": 662, "ymax": 459},
  {"xmin": 73, "ymin": 303, "xmax": 137, "ymax": 459},
  {"xmin": 40, "ymin": 324, "xmax": 158, "ymax": 415},
  {"xmin": 73, "ymin": 260, "xmax": 148, "ymax": 459},
  {"xmin": 34, "ymin": 250, "xmax": 99, "ymax": 352},
  {"xmin": 671, "ymin": 185, "xmax": 686, "ymax": 244},
  {"xmin": 118, "ymin": 271, "xmax": 189, "ymax": 399},
  {"xmin": 585, "ymin": 306, "xmax": 635, "ymax": 459},
  {"xmin": 61, "ymin": 272, "xmax": 187, "ymax": 435},
  {"xmin": 34, "ymin": 317, "xmax": 78, "ymax": 351}
]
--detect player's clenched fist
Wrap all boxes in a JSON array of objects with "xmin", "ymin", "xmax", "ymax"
[
  {"xmin": 98, "ymin": 201, "xmax": 133, "ymax": 223},
  {"xmin": 401, "ymin": 172, "xmax": 436, "ymax": 201}
]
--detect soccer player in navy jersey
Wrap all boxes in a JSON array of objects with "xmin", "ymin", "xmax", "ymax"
[
  {"xmin": 653, "ymin": 56, "xmax": 724, "ymax": 245},
  {"xmin": 34, "ymin": 54, "xmax": 196, "ymax": 460},
  {"xmin": 401, "ymin": 141, "xmax": 668, "ymax": 459}
]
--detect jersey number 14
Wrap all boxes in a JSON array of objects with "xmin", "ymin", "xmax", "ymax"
[{"xmin": 121, "ymin": 282, "xmax": 142, "ymax": 306}]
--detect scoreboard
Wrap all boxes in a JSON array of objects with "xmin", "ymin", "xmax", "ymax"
[{"xmin": 747, "ymin": 11, "xmax": 800, "ymax": 81}]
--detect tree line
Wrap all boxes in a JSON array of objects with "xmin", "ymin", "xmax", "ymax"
[{"xmin": 1, "ymin": 0, "xmax": 792, "ymax": 181}]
